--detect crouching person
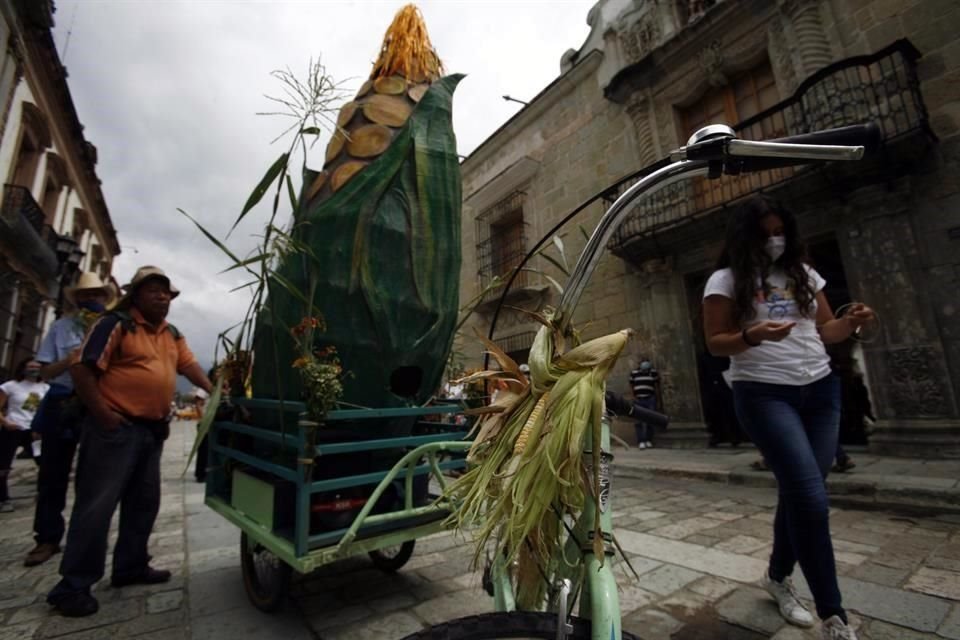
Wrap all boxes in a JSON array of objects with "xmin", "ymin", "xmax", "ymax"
[{"xmin": 47, "ymin": 267, "xmax": 212, "ymax": 617}]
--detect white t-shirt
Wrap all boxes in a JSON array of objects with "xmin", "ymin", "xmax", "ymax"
[
  {"xmin": 1, "ymin": 379, "xmax": 50, "ymax": 430},
  {"xmin": 703, "ymin": 265, "xmax": 831, "ymax": 386}
]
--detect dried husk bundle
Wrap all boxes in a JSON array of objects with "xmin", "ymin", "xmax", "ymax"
[{"xmin": 446, "ymin": 316, "xmax": 629, "ymax": 609}]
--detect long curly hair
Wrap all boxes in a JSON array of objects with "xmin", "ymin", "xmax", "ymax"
[{"xmin": 714, "ymin": 195, "xmax": 814, "ymax": 325}]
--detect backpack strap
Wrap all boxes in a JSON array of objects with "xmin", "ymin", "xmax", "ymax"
[{"xmin": 108, "ymin": 310, "xmax": 181, "ymax": 339}]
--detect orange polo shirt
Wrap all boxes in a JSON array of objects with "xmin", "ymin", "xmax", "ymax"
[{"xmin": 79, "ymin": 307, "xmax": 197, "ymax": 421}]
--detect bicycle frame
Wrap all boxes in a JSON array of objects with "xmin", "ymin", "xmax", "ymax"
[
  {"xmin": 491, "ymin": 416, "xmax": 620, "ymax": 640},
  {"xmin": 486, "ymin": 124, "xmax": 872, "ymax": 640}
]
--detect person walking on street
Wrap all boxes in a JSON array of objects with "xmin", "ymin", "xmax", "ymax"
[
  {"xmin": 629, "ymin": 359, "xmax": 660, "ymax": 449},
  {"xmin": 0, "ymin": 360, "xmax": 49, "ymax": 512},
  {"xmin": 702, "ymin": 196, "xmax": 875, "ymax": 640},
  {"xmin": 24, "ymin": 272, "xmax": 112, "ymax": 567},
  {"xmin": 47, "ymin": 267, "xmax": 213, "ymax": 617}
]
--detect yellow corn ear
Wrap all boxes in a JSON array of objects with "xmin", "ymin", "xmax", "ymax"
[{"xmin": 513, "ymin": 392, "xmax": 549, "ymax": 456}]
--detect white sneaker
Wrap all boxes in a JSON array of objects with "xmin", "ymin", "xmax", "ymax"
[
  {"xmin": 638, "ymin": 442, "xmax": 647, "ymax": 449},
  {"xmin": 645, "ymin": 441, "xmax": 653, "ymax": 448},
  {"xmin": 821, "ymin": 615, "xmax": 858, "ymax": 639},
  {"xmin": 763, "ymin": 574, "xmax": 814, "ymax": 628}
]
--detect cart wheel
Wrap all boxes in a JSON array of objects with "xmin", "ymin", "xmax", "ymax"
[
  {"xmin": 240, "ymin": 532, "xmax": 291, "ymax": 612},
  {"xmin": 369, "ymin": 540, "xmax": 415, "ymax": 572}
]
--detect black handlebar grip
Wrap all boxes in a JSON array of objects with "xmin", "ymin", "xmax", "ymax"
[
  {"xmin": 769, "ymin": 123, "xmax": 882, "ymax": 154},
  {"xmin": 632, "ymin": 404, "xmax": 670, "ymax": 429}
]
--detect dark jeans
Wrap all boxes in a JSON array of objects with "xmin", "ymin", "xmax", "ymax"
[
  {"xmin": 48, "ymin": 418, "xmax": 163, "ymax": 599},
  {"xmin": 31, "ymin": 389, "xmax": 80, "ymax": 545},
  {"xmin": 634, "ymin": 395, "xmax": 657, "ymax": 443},
  {"xmin": 33, "ymin": 433, "xmax": 78, "ymax": 545},
  {"xmin": 733, "ymin": 374, "xmax": 843, "ymax": 621},
  {"xmin": 0, "ymin": 429, "xmax": 34, "ymax": 502}
]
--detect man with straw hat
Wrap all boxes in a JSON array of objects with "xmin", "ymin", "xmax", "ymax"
[
  {"xmin": 24, "ymin": 272, "xmax": 113, "ymax": 568},
  {"xmin": 47, "ymin": 266, "xmax": 213, "ymax": 617}
]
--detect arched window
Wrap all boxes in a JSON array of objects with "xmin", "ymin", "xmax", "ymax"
[
  {"xmin": 41, "ymin": 151, "xmax": 68, "ymax": 226},
  {"xmin": 10, "ymin": 102, "xmax": 51, "ymax": 192}
]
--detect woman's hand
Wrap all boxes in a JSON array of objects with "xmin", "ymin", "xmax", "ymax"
[
  {"xmin": 747, "ymin": 321, "xmax": 797, "ymax": 343},
  {"xmin": 845, "ymin": 303, "xmax": 876, "ymax": 332}
]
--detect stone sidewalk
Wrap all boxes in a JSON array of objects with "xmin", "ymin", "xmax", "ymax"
[
  {"xmin": 612, "ymin": 444, "xmax": 960, "ymax": 514},
  {"xmin": 1, "ymin": 422, "xmax": 958, "ymax": 639}
]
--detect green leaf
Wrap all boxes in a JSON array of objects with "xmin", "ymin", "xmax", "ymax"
[
  {"xmin": 301, "ymin": 127, "xmax": 321, "ymax": 136},
  {"xmin": 220, "ymin": 253, "xmax": 271, "ymax": 273},
  {"xmin": 233, "ymin": 152, "xmax": 289, "ymax": 232},
  {"xmin": 229, "ymin": 280, "xmax": 259, "ymax": 292},
  {"xmin": 286, "ymin": 175, "xmax": 298, "ymax": 213},
  {"xmin": 178, "ymin": 209, "xmax": 243, "ymax": 265},
  {"xmin": 537, "ymin": 250, "xmax": 570, "ymax": 277},
  {"xmin": 183, "ymin": 377, "xmax": 223, "ymax": 476},
  {"xmin": 579, "ymin": 224, "xmax": 591, "ymax": 242},
  {"xmin": 522, "ymin": 267, "xmax": 564, "ymax": 295},
  {"xmin": 551, "ymin": 235, "xmax": 568, "ymax": 271}
]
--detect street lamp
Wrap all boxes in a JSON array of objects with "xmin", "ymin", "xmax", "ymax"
[
  {"xmin": 53, "ymin": 235, "xmax": 84, "ymax": 317},
  {"xmin": 502, "ymin": 95, "xmax": 529, "ymax": 106}
]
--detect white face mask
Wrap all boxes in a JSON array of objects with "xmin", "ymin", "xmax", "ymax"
[{"xmin": 765, "ymin": 236, "xmax": 786, "ymax": 262}]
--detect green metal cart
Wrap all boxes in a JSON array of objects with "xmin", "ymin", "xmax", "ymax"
[{"xmin": 204, "ymin": 397, "xmax": 471, "ymax": 611}]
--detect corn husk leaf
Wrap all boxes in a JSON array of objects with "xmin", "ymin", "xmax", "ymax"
[{"xmin": 443, "ymin": 314, "xmax": 629, "ymax": 609}]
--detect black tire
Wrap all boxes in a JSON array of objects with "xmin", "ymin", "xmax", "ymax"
[
  {"xmin": 368, "ymin": 540, "xmax": 416, "ymax": 572},
  {"xmin": 398, "ymin": 611, "xmax": 642, "ymax": 639},
  {"xmin": 240, "ymin": 532, "xmax": 292, "ymax": 612}
]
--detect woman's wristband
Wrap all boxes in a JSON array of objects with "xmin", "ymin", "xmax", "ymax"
[{"xmin": 741, "ymin": 327, "xmax": 761, "ymax": 347}]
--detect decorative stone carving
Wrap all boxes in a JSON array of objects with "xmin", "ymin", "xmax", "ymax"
[
  {"xmin": 698, "ymin": 40, "xmax": 726, "ymax": 87},
  {"xmin": 617, "ymin": 10, "xmax": 663, "ymax": 65},
  {"xmin": 625, "ymin": 93, "xmax": 658, "ymax": 166},
  {"xmin": 777, "ymin": 0, "xmax": 832, "ymax": 78},
  {"xmin": 767, "ymin": 14, "xmax": 800, "ymax": 96},
  {"xmin": 884, "ymin": 347, "xmax": 950, "ymax": 418}
]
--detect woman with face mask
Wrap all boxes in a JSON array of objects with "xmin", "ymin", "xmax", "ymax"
[
  {"xmin": 0, "ymin": 359, "xmax": 49, "ymax": 512},
  {"xmin": 701, "ymin": 196, "xmax": 875, "ymax": 640}
]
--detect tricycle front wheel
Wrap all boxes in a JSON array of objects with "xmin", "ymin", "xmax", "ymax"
[
  {"xmin": 369, "ymin": 540, "xmax": 415, "ymax": 572},
  {"xmin": 240, "ymin": 532, "xmax": 292, "ymax": 612}
]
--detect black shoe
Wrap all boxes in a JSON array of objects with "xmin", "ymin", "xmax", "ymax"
[
  {"xmin": 49, "ymin": 591, "xmax": 99, "ymax": 617},
  {"xmin": 111, "ymin": 566, "xmax": 171, "ymax": 587}
]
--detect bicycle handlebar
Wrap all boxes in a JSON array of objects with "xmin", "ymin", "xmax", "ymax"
[
  {"xmin": 631, "ymin": 405, "xmax": 669, "ymax": 429},
  {"xmin": 553, "ymin": 122, "xmax": 880, "ymax": 332}
]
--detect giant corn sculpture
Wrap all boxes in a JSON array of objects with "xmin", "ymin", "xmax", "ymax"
[{"xmin": 251, "ymin": 5, "xmax": 463, "ymax": 421}]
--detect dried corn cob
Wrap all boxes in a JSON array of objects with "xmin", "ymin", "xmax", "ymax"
[{"xmin": 513, "ymin": 392, "xmax": 549, "ymax": 455}]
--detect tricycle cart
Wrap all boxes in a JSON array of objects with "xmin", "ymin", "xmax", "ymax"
[{"xmin": 204, "ymin": 398, "xmax": 471, "ymax": 611}]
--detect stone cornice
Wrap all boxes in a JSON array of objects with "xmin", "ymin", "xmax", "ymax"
[
  {"xmin": 461, "ymin": 49, "xmax": 604, "ymax": 172},
  {"xmin": 17, "ymin": 20, "xmax": 119, "ymax": 255}
]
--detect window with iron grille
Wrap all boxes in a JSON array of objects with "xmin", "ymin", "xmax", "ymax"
[{"xmin": 476, "ymin": 191, "xmax": 527, "ymax": 296}]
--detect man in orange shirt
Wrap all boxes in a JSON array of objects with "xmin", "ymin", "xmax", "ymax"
[{"xmin": 48, "ymin": 267, "xmax": 212, "ymax": 617}]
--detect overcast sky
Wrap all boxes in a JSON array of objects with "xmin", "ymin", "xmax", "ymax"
[{"xmin": 50, "ymin": 0, "xmax": 594, "ymax": 381}]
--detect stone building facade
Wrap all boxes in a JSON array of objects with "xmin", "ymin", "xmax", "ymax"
[
  {"xmin": 457, "ymin": 0, "xmax": 960, "ymax": 457},
  {"xmin": 0, "ymin": 0, "xmax": 119, "ymax": 380}
]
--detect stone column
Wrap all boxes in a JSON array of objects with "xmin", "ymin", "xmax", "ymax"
[
  {"xmin": 625, "ymin": 92, "xmax": 659, "ymax": 167},
  {"xmin": 632, "ymin": 258, "xmax": 706, "ymax": 449},
  {"xmin": 840, "ymin": 185, "xmax": 960, "ymax": 457},
  {"xmin": 777, "ymin": 0, "xmax": 833, "ymax": 78}
]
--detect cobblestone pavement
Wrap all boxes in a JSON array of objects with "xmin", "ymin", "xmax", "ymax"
[{"xmin": 0, "ymin": 422, "xmax": 958, "ymax": 639}]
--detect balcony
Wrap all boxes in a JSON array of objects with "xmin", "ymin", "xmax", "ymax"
[
  {"xmin": 0, "ymin": 184, "xmax": 60, "ymax": 294},
  {"xmin": 607, "ymin": 39, "xmax": 935, "ymax": 258}
]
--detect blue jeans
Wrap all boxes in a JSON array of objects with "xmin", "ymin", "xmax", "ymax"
[
  {"xmin": 634, "ymin": 395, "xmax": 657, "ymax": 443},
  {"xmin": 733, "ymin": 375, "xmax": 843, "ymax": 621},
  {"xmin": 48, "ymin": 417, "xmax": 164, "ymax": 600}
]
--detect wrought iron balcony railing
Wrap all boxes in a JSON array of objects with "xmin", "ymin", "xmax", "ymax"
[
  {"xmin": 477, "ymin": 230, "xmax": 529, "ymax": 298},
  {"xmin": 607, "ymin": 39, "xmax": 933, "ymax": 253}
]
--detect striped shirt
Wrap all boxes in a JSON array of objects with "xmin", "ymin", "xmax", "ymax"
[{"xmin": 629, "ymin": 368, "xmax": 659, "ymax": 398}]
